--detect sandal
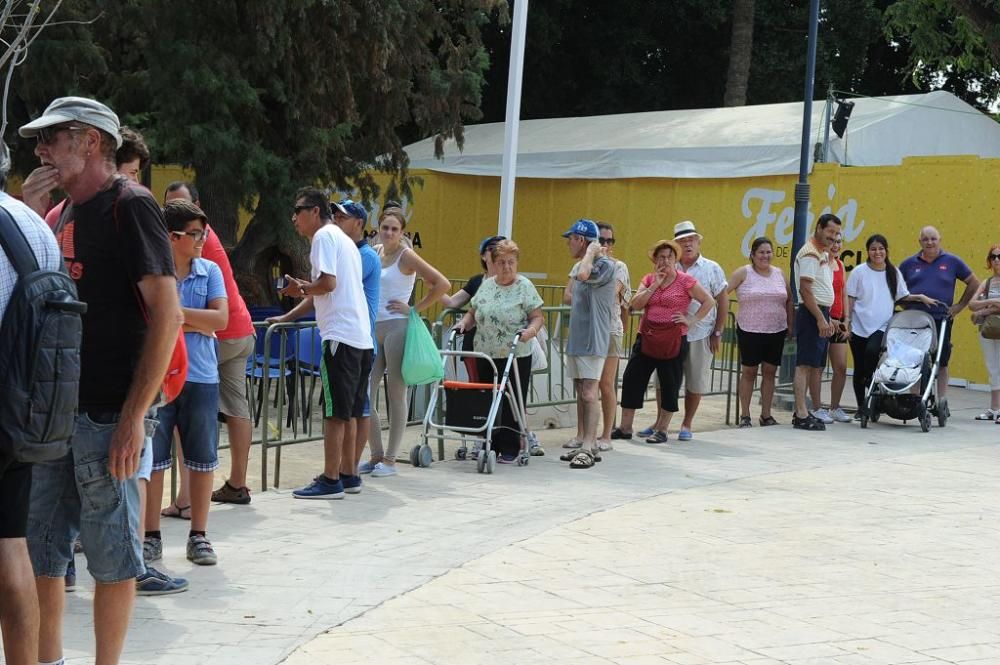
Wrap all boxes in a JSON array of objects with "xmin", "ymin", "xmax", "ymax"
[
  {"xmin": 792, "ymin": 414, "xmax": 825, "ymax": 431},
  {"xmin": 569, "ymin": 450, "xmax": 601, "ymax": 468},
  {"xmin": 160, "ymin": 501, "xmax": 191, "ymax": 520},
  {"xmin": 609, "ymin": 428, "xmax": 632, "ymax": 440},
  {"xmin": 561, "ymin": 449, "xmax": 603, "ymax": 463},
  {"xmin": 562, "ymin": 438, "xmax": 583, "ymax": 449},
  {"xmin": 975, "ymin": 409, "xmax": 998, "ymax": 421},
  {"xmin": 759, "ymin": 415, "xmax": 779, "ymax": 427},
  {"xmin": 738, "ymin": 416, "xmax": 752, "ymax": 428},
  {"xmin": 645, "ymin": 430, "xmax": 668, "ymax": 444}
]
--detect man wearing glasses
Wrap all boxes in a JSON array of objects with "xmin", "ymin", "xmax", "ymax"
[
  {"xmin": 18, "ymin": 97, "xmax": 182, "ymax": 665},
  {"xmin": 900, "ymin": 226, "xmax": 979, "ymax": 408}
]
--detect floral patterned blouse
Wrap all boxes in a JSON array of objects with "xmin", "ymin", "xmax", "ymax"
[{"xmin": 470, "ymin": 275, "xmax": 544, "ymax": 358}]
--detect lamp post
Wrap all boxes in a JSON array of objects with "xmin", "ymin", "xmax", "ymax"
[
  {"xmin": 497, "ymin": 0, "xmax": 529, "ymax": 239},
  {"xmin": 789, "ymin": 0, "xmax": 822, "ymax": 300}
]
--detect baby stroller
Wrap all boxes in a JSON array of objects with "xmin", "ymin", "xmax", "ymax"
[
  {"xmin": 418, "ymin": 331, "xmax": 533, "ymax": 474},
  {"xmin": 861, "ymin": 310, "xmax": 948, "ymax": 432}
]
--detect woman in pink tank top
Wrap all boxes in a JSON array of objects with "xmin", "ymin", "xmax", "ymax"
[{"xmin": 727, "ymin": 237, "xmax": 793, "ymax": 428}]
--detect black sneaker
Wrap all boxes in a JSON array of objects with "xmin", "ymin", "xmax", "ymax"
[
  {"xmin": 792, "ymin": 414, "xmax": 826, "ymax": 431},
  {"xmin": 64, "ymin": 556, "xmax": 77, "ymax": 592}
]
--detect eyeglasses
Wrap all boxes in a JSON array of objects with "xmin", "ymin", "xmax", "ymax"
[
  {"xmin": 172, "ymin": 230, "xmax": 206, "ymax": 242},
  {"xmin": 36, "ymin": 125, "xmax": 85, "ymax": 145},
  {"xmin": 598, "ymin": 238, "xmax": 616, "ymax": 246},
  {"xmin": 990, "ymin": 254, "xmax": 1000, "ymax": 261},
  {"xmin": 293, "ymin": 204, "xmax": 317, "ymax": 215}
]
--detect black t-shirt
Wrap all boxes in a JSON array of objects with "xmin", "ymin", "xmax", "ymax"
[
  {"xmin": 460, "ymin": 273, "xmax": 485, "ymax": 351},
  {"xmin": 56, "ymin": 178, "xmax": 176, "ymax": 410}
]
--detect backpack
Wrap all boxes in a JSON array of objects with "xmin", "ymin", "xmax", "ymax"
[{"xmin": 0, "ymin": 206, "xmax": 87, "ymax": 463}]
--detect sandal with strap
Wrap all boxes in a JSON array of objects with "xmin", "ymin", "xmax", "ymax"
[
  {"xmin": 975, "ymin": 409, "xmax": 998, "ymax": 421},
  {"xmin": 738, "ymin": 416, "xmax": 752, "ymax": 428},
  {"xmin": 562, "ymin": 438, "xmax": 583, "ymax": 449},
  {"xmin": 645, "ymin": 430, "xmax": 668, "ymax": 444},
  {"xmin": 160, "ymin": 501, "xmax": 191, "ymax": 520},
  {"xmin": 609, "ymin": 427, "xmax": 632, "ymax": 440},
  {"xmin": 759, "ymin": 415, "xmax": 779, "ymax": 427},
  {"xmin": 569, "ymin": 449, "xmax": 602, "ymax": 469}
]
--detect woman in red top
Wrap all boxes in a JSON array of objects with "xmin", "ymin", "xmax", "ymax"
[
  {"xmin": 611, "ymin": 239, "xmax": 713, "ymax": 444},
  {"xmin": 812, "ymin": 233, "xmax": 851, "ymax": 423}
]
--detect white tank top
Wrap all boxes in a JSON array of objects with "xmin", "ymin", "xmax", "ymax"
[{"xmin": 377, "ymin": 248, "xmax": 417, "ymax": 322}]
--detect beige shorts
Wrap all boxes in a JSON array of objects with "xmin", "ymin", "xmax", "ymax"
[
  {"xmin": 218, "ymin": 335, "xmax": 255, "ymax": 419},
  {"xmin": 683, "ymin": 336, "xmax": 713, "ymax": 395},
  {"xmin": 607, "ymin": 333, "xmax": 624, "ymax": 358},
  {"xmin": 566, "ymin": 354, "xmax": 605, "ymax": 381}
]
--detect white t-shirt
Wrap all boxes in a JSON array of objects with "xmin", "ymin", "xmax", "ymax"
[
  {"xmin": 795, "ymin": 241, "xmax": 835, "ymax": 307},
  {"xmin": 679, "ymin": 254, "xmax": 728, "ymax": 342},
  {"xmin": 846, "ymin": 263, "xmax": 909, "ymax": 338},
  {"xmin": 311, "ymin": 224, "xmax": 374, "ymax": 349}
]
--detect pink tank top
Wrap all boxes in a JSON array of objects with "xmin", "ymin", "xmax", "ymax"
[{"xmin": 735, "ymin": 266, "xmax": 787, "ymax": 333}]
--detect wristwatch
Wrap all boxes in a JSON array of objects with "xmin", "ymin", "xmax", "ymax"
[{"xmin": 712, "ymin": 331, "xmax": 722, "ymax": 337}]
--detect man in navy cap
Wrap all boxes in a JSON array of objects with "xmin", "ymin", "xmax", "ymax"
[{"xmin": 561, "ymin": 219, "xmax": 616, "ymax": 464}]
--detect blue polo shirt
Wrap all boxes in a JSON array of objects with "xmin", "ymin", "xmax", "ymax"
[
  {"xmin": 178, "ymin": 257, "xmax": 227, "ymax": 383},
  {"xmin": 358, "ymin": 240, "xmax": 380, "ymax": 354},
  {"xmin": 899, "ymin": 250, "xmax": 972, "ymax": 320}
]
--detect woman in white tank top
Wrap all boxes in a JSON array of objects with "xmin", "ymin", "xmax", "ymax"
[{"xmin": 362, "ymin": 205, "xmax": 449, "ymax": 477}]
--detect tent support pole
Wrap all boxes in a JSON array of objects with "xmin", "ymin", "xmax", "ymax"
[{"xmin": 497, "ymin": 0, "xmax": 529, "ymax": 239}]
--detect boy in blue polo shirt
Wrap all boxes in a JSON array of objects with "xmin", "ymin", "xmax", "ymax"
[{"xmin": 145, "ymin": 200, "xmax": 228, "ymax": 566}]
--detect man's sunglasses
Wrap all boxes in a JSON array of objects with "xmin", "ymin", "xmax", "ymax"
[
  {"xmin": 293, "ymin": 204, "xmax": 317, "ymax": 215},
  {"xmin": 598, "ymin": 237, "xmax": 616, "ymax": 246},
  {"xmin": 36, "ymin": 125, "xmax": 85, "ymax": 145}
]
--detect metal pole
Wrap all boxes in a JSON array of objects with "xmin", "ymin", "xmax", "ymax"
[
  {"xmin": 821, "ymin": 86, "xmax": 833, "ymax": 163},
  {"xmin": 497, "ymin": 0, "xmax": 529, "ymax": 239},
  {"xmin": 789, "ymin": 0, "xmax": 821, "ymax": 304}
]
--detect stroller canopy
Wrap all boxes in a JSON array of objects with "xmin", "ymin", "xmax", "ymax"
[{"xmin": 884, "ymin": 309, "xmax": 939, "ymax": 355}]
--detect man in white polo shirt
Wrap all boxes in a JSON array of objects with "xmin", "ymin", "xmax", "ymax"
[{"xmin": 792, "ymin": 213, "xmax": 841, "ymax": 431}]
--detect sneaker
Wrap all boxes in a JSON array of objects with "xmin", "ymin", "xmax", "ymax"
[
  {"xmin": 143, "ymin": 536, "xmax": 162, "ymax": 563},
  {"xmin": 73, "ymin": 539, "xmax": 83, "ymax": 554},
  {"xmin": 357, "ymin": 460, "xmax": 375, "ymax": 475},
  {"xmin": 830, "ymin": 407, "xmax": 852, "ymax": 423},
  {"xmin": 211, "ymin": 480, "xmax": 251, "ymax": 505},
  {"xmin": 637, "ymin": 426, "xmax": 656, "ymax": 438},
  {"xmin": 528, "ymin": 440, "xmax": 545, "ymax": 456},
  {"xmin": 370, "ymin": 462, "xmax": 398, "ymax": 478},
  {"xmin": 136, "ymin": 566, "xmax": 189, "ymax": 596},
  {"xmin": 812, "ymin": 408, "xmax": 834, "ymax": 424},
  {"xmin": 186, "ymin": 534, "xmax": 218, "ymax": 566},
  {"xmin": 293, "ymin": 475, "xmax": 345, "ymax": 499},
  {"xmin": 64, "ymin": 557, "xmax": 77, "ymax": 592},
  {"xmin": 340, "ymin": 474, "xmax": 363, "ymax": 494}
]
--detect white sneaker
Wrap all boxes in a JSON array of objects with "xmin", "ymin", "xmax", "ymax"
[
  {"xmin": 830, "ymin": 407, "xmax": 852, "ymax": 423},
  {"xmin": 812, "ymin": 408, "xmax": 834, "ymax": 424},
  {"xmin": 371, "ymin": 462, "xmax": 398, "ymax": 477}
]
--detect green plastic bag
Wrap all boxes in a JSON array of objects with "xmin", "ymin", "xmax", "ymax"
[{"xmin": 402, "ymin": 309, "xmax": 444, "ymax": 385}]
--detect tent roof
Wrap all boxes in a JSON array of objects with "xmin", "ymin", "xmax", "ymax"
[{"xmin": 403, "ymin": 91, "xmax": 1000, "ymax": 179}]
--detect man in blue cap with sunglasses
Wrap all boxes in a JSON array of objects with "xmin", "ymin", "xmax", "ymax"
[{"xmin": 561, "ymin": 219, "xmax": 616, "ymax": 467}]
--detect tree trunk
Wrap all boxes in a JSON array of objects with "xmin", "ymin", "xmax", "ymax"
[
  {"xmin": 949, "ymin": 0, "xmax": 1000, "ymax": 68},
  {"xmin": 229, "ymin": 214, "xmax": 311, "ymax": 309},
  {"xmin": 197, "ymin": 177, "xmax": 242, "ymax": 249},
  {"xmin": 723, "ymin": 0, "xmax": 756, "ymax": 107}
]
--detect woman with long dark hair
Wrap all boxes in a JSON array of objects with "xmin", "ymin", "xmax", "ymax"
[{"xmin": 845, "ymin": 234, "xmax": 935, "ymax": 417}]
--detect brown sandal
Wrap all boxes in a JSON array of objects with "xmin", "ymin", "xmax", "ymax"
[{"xmin": 160, "ymin": 501, "xmax": 191, "ymax": 520}]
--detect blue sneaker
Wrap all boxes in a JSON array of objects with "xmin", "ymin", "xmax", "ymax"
[
  {"xmin": 340, "ymin": 474, "xmax": 362, "ymax": 494},
  {"xmin": 357, "ymin": 460, "xmax": 374, "ymax": 475},
  {"xmin": 678, "ymin": 429, "xmax": 693, "ymax": 441},
  {"xmin": 637, "ymin": 426, "xmax": 656, "ymax": 438},
  {"xmin": 136, "ymin": 566, "xmax": 189, "ymax": 596},
  {"xmin": 65, "ymin": 557, "xmax": 77, "ymax": 592},
  {"xmin": 293, "ymin": 475, "xmax": 345, "ymax": 500}
]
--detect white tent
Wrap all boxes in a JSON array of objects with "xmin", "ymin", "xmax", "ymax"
[{"xmin": 403, "ymin": 91, "xmax": 1000, "ymax": 180}]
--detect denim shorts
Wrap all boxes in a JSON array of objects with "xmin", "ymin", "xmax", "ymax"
[
  {"xmin": 795, "ymin": 305, "xmax": 831, "ymax": 368},
  {"xmin": 27, "ymin": 412, "xmax": 147, "ymax": 583},
  {"xmin": 152, "ymin": 381, "xmax": 220, "ymax": 472}
]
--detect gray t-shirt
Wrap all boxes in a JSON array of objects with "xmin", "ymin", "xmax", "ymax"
[{"xmin": 567, "ymin": 256, "xmax": 616, "ymax": 356}]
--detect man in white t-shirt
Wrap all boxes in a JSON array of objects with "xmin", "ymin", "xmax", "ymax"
[{"xmin": 278, "ymin": 187, "xmax": 374, "ymax": 499}]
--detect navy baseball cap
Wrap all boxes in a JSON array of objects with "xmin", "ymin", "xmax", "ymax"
[
  {"xmin": 561, "ymin": 219, "xmax": 599, "ymax": 239},
  {"xmin": 479, "ymin": 235, "xmax": 506, "ymax": 255},
  {"xmin": 332, "ymin": 198, "xmax": 368, "ymax": 225}
]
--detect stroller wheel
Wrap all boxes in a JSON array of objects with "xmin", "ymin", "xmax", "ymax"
[
  {"xmin": 920, "ymin": 411, "xmax": 931, "ymax": 433},
  {"xmin": 860, "ymin": 411, "xmax": 868, "ymax": 429},
  {"xmin": 455, "ymin": 447, "xmax": 467, "ymax": 461},
  {"xmin": 485, "ymin": 450, "xmax": 497, "ymax": 475},
  {"xmin": 516, "ymin": 453, "xmax": 529, "ymax": 467},
  {"xmin": 870, "ymin": 408, "xmax": 880, "ymax": 423},
  {"xmin": 476, "ymin": 450, "xmax": 486, "ymax": 473},
  {"xmin": 410, "ymin": 445, "xmax": 423, "ymax": 468},
  {"xmin": 419, "ymin": 444, "xmax": 434, "ymax": 468}
]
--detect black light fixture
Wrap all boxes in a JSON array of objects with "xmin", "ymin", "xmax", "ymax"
[{"xmin": 832, "ymin": 99, "xmax": 854, "ymax": 138}]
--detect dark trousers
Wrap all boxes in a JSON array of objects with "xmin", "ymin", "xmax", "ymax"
[
  {"xmin": 849, "ymin": 330, "xmax": 884, "ymax": 411},
  {"xmin": 475, "ymin": 355, "xmax": 532, "ymax": 457},
  {"xmin": 620, "ymin": 338, "xmax": 689, "ymax": 413}
]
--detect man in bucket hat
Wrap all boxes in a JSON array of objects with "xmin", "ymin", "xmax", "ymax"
[{"xmin": 19, "ymin": 96, "xmax": 182, "ymax": 665}]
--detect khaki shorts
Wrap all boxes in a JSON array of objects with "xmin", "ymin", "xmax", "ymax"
[
  {"xmin": 607, "ymin": 332, "xmax": 624, "ymax": 358},
  {"xmin": 218, "ymin": 335, "xmax": 255, "ymax": 419},
  {"xmin": 566, "ymin": 354, "xmax": 605, "ymax": 381},
  {"xmin": 683, "ymin": 336, "xmax": 713, "ymax": 395}
]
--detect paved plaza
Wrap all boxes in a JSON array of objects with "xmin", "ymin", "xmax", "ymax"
[{"xmin": 44, "ymin": 389, "xmax": 1000, "ymax": 665}]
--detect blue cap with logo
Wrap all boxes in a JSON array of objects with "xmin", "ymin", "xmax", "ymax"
[
  {"xmin": 479, "ymin": 235, "xmax": 506, "ymax": 255},
  {"xmin": 332, "ymin": 198, "xmax": 368, "ymax": 225},
  {"xmin": 561, "ymin": 218, "xmax": 599, "ymax": 239}
]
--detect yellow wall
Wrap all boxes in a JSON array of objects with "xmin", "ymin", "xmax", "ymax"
[{"xmin": 375, "ymin": 157, "xmax": 999, "ymax": 385}]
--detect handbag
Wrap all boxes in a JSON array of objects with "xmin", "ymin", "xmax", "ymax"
[
  {"xmin": 638, "ymin": 316, "xmax": 683, "ymax": 360},
  {"xmin": 977, "ymin": 277, "xmax": 1000, "ymax": 340},
  {"xmin": 401, "ymin": 309, "xmax": 445, "ymax": 385}
]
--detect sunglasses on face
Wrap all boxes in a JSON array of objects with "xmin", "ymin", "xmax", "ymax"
[
  {"xmin": 598, "ymin": 238, "xmax": 615, "ymax": 246},
  {"xmin": 36, "ymin": 125, "xmax": 85, "ymax": 145},
  {"xmin": 990, "ymin": 254, "xmax": 1000, "ymax": 261},
  {"xmin": 172, "ymin": 230, "xmax": 206, "ymax": 242},
  {"xmin": 293, "ymin": 204, "xmax": 317, "ymax": 215}
]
